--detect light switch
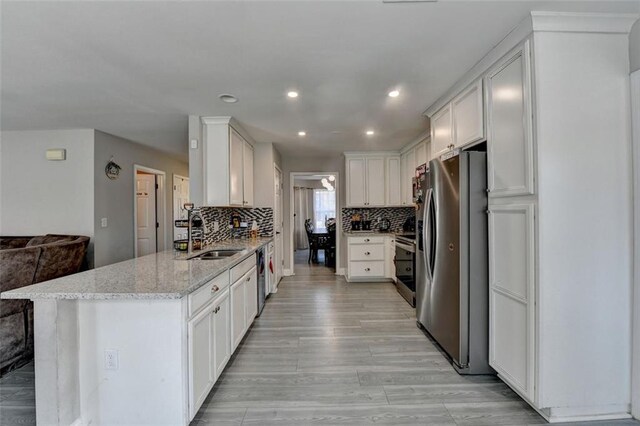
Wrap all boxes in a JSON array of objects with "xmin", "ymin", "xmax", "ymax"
[
  {"xmin": 190, "ymin": 139, "xmax": 198, "ymax": 149},
  {"xmin": 101, "ymin": 218, "xmax": 108, "ymax": 228}
]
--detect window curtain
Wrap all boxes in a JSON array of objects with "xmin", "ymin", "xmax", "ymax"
[
  {"xmin": 313, "ymin": 189, "xmax": 336, "ymax": 232},
  {"xmin": 293, "ymin": 187, "xmax": 314, "ymax": 250}
]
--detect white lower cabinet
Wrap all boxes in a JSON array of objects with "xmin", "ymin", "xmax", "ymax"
[
  {"xmin": 230, "ymin": 277, "xmax": 246, "ymax": 351},
  {"xmin": 187, "ymin": 255, "xmax": 259, "ymax": 421},
  {"xmin": 346, "ymin": 236, "xmax": 395, "ymax": 282},
  {"xmin": 245, "ymin": 268, "xmax": 258, "ymax": 325},
  {"xmin": 188, "ymin": 302, "xmax": 215, "ymax": 418},
  {"xmin": 488, "ymin": 202, "xmax": 535, "ymax": 401},
  {"xmin": 187, "ymin": 288, "xmax": 231, "ymax": 419}
]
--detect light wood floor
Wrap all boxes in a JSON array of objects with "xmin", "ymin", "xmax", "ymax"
[{"xmin": 2, "ymin": 266, "xmax": 639, "ymax": 425}]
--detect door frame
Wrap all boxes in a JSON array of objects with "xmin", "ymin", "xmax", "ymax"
[
  {"xmin": 288, "ymin": 171, "xmax": 341, "ymax": 275},
  {"xmin": 631, "ymin": 69, "xmax": 640, "ymax": 420},
  {"xmin": 172, "ymin": 173, "xmax": 190, "ymax": 241},
  {"xmin": 273, "ymin": 164, "xmax": 284, "ymax": 287},
  {"xmin": 133, "ymin": 165, "xmax": 167, "ymax": 257}
]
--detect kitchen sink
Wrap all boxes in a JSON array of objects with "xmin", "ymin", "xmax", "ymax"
[{"xmin": 192, "ymin": 249, "xmax": 243, "ymax": 260}]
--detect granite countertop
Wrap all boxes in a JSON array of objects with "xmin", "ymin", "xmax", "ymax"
[{"xmin": 0, "ymin": 237, "xmax": 273, "ymax": 301}]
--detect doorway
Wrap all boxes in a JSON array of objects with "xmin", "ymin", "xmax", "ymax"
[
  {"xmin": 274, "ymin": 165, "xmax": 284, "ymax": 289},
  {"xmin": 134, "ymin": 165, "xmax": 166, "ymax": 257},
  {"xmin": 290, "ymin": 172, "xmax": 340, "ymax": 275},
  {"xmin": 173, "ymin": 174, "xmax": 190, "ymax": 242}
]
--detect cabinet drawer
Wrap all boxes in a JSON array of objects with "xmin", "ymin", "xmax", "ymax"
[
  {"xmin": 349, "ymin": 244, "xmax": 384, "ymax": 261},
  {"xmin": 189, "ymin": 272, "xmax": 230, "ymax": 318},
  {"xmin": 348, "ymin": 236, "xmax": 385, "ymax": 245},
  {"xmin": 230, "ymin": 254, "xmax": 256, "ymax": 283},
  {"xmin": 349, "ymin": 261, "xmax": 385, "ymax": 278}
]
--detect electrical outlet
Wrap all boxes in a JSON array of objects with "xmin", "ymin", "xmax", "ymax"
[
  {"xmin": 105, "ymin": 349, "xmax": 119, "ymax": 370},
  {"xmin": 101, "ymin": 218, "xmax": 108, "ymax": 228},
  {"xmin": 213, "ymin": 221, "xmax": 219, "ymax": 232}
]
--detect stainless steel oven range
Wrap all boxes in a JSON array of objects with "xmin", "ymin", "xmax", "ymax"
[{"xmin": 394, "ymin": 234, "xmax": 416, "ymax": 306}]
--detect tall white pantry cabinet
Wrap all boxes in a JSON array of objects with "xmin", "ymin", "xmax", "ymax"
[{"xmin": 425, "ymin": 12, "xmax": 637, "ymax": 422}]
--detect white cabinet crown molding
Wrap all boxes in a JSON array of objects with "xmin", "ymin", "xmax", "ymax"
[
  {"xmin": 400, "ymin": 131, "xmax": 431, "ymax": 154},
  {"xmin": 530, "ymin": 11, "xmax": 639, "ymax": 34},
  {"xmin": 200, "ymin": 116, "xmax": 256, "ymax": 147},
  {"xmin": 424, "ymin": 11, "xmax": 638, "ymax": 119}
]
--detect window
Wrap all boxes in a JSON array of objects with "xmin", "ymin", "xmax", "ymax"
[{"xmin": 313, "ymin": 189, "xmax": 336, "ymax": 232}]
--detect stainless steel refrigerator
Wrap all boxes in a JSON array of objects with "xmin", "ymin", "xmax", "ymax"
[{"xmin": 416, "ymin": 151, "xmax": 492, "ymax": 375}]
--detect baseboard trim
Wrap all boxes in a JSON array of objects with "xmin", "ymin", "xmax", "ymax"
[
  {"xmin": 538, "ymin": 404, "xmax": 631, "ymax": 423},
  {"xmin": 283, "ymin": 269, "xmax": 294, "ymax": 276},
  {"xmin": 70, "ymin": 418, "xmax": 83, "ymax": 426},
  {"xmin": 336, "ymin": 268, "xmax": 346, "ymax": 276}
]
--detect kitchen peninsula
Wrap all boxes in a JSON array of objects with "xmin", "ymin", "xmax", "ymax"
[{"xmin": 1, "ymin": 238, "xmax": 272, "ymax": 426}]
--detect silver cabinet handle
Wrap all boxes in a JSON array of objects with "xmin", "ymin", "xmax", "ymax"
[
  {"xmin": 406, "ymin": 267, "xmax": 411, "ymax": 272},
  {"xmin": 246, "ymin": 276, "xmax": 251, "ymax": 281},
  {"xmin": 211, "ymin": 285, "xmax": 219, "ymax": 293},
  {"xmin": 365, "ymin": 252, "xmax": 370, "ymax": 255},
  {"xmin": 365, "ymin": 268, "xmax": 370, "ymax": 272},
  {"xmin": 364, "ymin": 238, "xmax": 370, "ymax": 242}
]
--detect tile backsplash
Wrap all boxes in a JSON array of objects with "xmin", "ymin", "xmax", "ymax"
[
  {"xmin": 341, "ymin": 207, "xmax": 415, "ymax": 232},
  {"xmin": 199, "ymin": 207, "xmax": 274, "ymax": 244}
]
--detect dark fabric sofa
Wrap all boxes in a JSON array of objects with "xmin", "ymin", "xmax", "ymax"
[{"xmin": 0, "ymin": 234, "xmax": 89, "ymax": 375}]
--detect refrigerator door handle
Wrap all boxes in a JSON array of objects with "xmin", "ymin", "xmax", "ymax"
[{"xmin": 424, "ymin": 188, "xmax": 433, "ymax": 280}]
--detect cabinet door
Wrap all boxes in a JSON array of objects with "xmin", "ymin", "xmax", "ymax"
[
  {"xmin": 229, "ymin": 129, "xmax": 245, "ymax": 206},
  {"xmin": 453, "ymin": 79, "xmax": 484, "ymax": 147},
  {"xmin": 243, "ymin": 141, "xmax": 254, "ymax": 207},
  {"xmin": 431, "ymin": 104, "xmax": 452, "ymax": 158},
  {"xmin": 415, "ymin": 143, "xmax": 426, "ymax": 168},
  {"xmin": 346, "ymin": 157, "xmax": 366, "ymax": 207},
  {"xmin": 212, "ymin": 291, "xmax": 231, "ymax": 379},
  {"xmin": 188, "ymin": 306, "xmax": 214, "ymax": 419},
  {"xmin": 230, "ymin": 278, "xmax": 246, "ymax": 351},
  {"xmin": 385, "ymin": 156, "xmax": 402, "ymax": 206},
  {"xmin": 488, "ymin": 202, "xmax": 535, "ymax": 401},
  {"xmin": 400, "ymin": 152, "xmax": 411, "ymax": 205},
  {"xmin": 366, "ymin": 157, "xmax": 385, "ymax": 207},
  {"xmin": 486, "ymin": 42, "xmax": 534, "ymax": 198},
  {"xmin": 245, "ymin": 268, "xmax": 258, "ymax": 325}
]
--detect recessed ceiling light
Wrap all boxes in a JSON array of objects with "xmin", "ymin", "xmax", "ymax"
[
  {"xmin": 366, "ymin": 130, "xmax": 375, "ymax": 136},
  {"xmin": 388, "ymin": 90, "xmax": 400, "ymax": 98},
  {"xmin": 287, "ymin": 91, "xmax": 299, "ymax": 98},
  {"xmin": 218, "ymin": 94, "xmax": 238, "ymax": 103},
  {"xmin": 298, "ymin": 131, "xmax": 306, "ymax": 136}
]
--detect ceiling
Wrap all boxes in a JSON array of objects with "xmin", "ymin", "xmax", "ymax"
[{"xmin": 2, "ymin": 1, "xmax": 638, "ymax": 159}]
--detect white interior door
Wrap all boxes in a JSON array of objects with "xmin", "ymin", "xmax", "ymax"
[
  {"xmin": 136, "ymin": 173, "xmax": 157, "ymax": 257},
  {"xmin": 173, "ymin": 175, "xmax": 189, "ymax": 241},
  {"xmin": 274, "ymin": 166, "xmax": 284, "ymax": 283}
]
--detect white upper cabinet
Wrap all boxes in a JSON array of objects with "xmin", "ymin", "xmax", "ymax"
[
  {"xmin": 229, "ymin": 128, "xmax": 244, "ymax": 206},
  {"xmin": 385, "ymin": 156, "xmax": 402, "ymax": 206},
  {"xmin": 485, "ymin": 42, "xmax": 534, "ymax": 198},
  {"xmin": 242, "ymin": 141, "xmax": 254, "ymax": 207},
  {"xmin": 345, "ymin": 154, "xmax": 403, "ymax": 207},
  {"xmin": 366, "ymin": 157, "xmax": 385, "ymax": 207},
  {"xmin": 197, "ymin": 117, "xmax": 255, "ymax": 207},
  {"xmin": 400, "ymin": 151, "xmax": 413, "ymax": 205},
  {"xmin": 453, "ymin": 80, "xmax": 485, "ymax": 147},
  {"xmin": 414, "ymin": 143, "xmax": 427, "ymax": 167},
  {"xmin": 431, "ymin": 104, "xmax": 453, "ymax": 158},
  {"xmin": 431, "ymin": 79, "xmax": 485, "ymax": 160},
  {"xmin": 346, "ymin": 157, "xmax": 367, "ymax": 206}
]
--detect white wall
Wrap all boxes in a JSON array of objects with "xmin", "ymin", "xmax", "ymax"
[
  {"xmin": 93, "ymin": 131, "xmax": 188, "ymax": 268},
  {"xmin": 534, "ymin": 29, "xmax": 633, "ymax": 411},
  {"xmin": 0, "ymin": 130, "xmax": 95, "ymax": 265},
  {"xmin": 282, "ymin": 154, "xmax": 345, "ymax": 273},
  {"xmin": 631, "ymin": 19, "xmax": 640, "ymax": 73}
]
